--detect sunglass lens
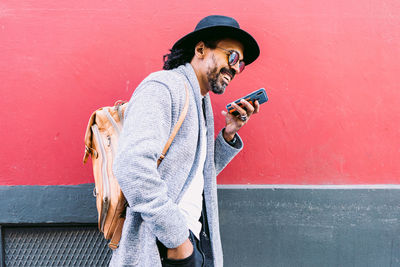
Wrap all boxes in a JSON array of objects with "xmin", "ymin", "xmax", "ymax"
[
  {"xmin": 228, "ymin": 52, "xmax": 239, "ymax": 65},
  {"xmin": 239, "ymin": 61, "xmax": 245, "ymax": 73}
]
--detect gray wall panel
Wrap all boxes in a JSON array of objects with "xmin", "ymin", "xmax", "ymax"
[
  {"xmin": 0, "ymin": 184, "xmax": 96, "ymax": 224},
  {"xmin": 218, "ymin": 188, "xmax": 400, "ymax": 267}
]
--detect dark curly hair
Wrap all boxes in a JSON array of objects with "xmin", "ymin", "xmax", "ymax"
[{"xmin": 163, "ymin": 39, "xmax": 220, "ymax": 70}]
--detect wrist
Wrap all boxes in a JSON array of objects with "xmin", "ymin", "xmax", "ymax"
[{"xmin": 223, "ymin": 129, "xmax": 235, "ymax": 142}]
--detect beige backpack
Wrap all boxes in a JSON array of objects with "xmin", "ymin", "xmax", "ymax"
[{"xmin": 83, "ymin": 84, "xmax": 189, "ymax": 249}]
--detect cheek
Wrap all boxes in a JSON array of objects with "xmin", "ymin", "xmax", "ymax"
[
  {"xmin": 205, "ymin": 57, "xmax": 220, "ymax": 75},
  {"xmin": 207, "ymin": 54, "xmax": 225, "ymax": 71}
]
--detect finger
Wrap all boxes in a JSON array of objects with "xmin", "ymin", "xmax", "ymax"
[
  {"xmin": 253, "ymin": 100, "xmax": 260, "ymax": 114},
  {"xmin": 240, "ymin": 99, "xmax": 254, "ymax": 117},
  {"xmin": 240, "ymin": 99, "xmax": 255, "ymax": 115},
  {"xmin": 229, "ymin": 104, "xmax": 247, "ymax": 123},
  {"xmin": 231, "ymin": 102, "xmax": 247, "ymax": 116},
  {"xmin": 222, "ymin": 110, "xmax": 235, "ymax": 119}
]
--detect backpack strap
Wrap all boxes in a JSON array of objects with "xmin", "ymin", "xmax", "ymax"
[
  {"xmin": 108, "ymin": 81, "xmax": 190, "ymax": 250},
  {"xmin": 108, "ymin": 216, "xmax": 125, "ymax": 250}
]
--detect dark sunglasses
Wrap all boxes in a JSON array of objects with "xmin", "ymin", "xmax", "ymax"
[{"xmin": 217, "ymin": 47, "xmax": 245, "ymax": 73}]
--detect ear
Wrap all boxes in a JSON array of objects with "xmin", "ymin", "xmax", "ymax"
[{"xmin": 194, "ymin": 41, "xmax": 206, "ymax": 59}]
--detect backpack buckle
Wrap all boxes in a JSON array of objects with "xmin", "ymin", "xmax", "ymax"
[{"xmin": 108, "ymin": 242, "xmax": 119, "ymax": 250}]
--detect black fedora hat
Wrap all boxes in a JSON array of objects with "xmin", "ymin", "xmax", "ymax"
[{"xmin": 172, "ymin": 15, "xmax": 260, "ymax": 65}]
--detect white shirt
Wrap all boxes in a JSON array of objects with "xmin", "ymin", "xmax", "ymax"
[{"xmin": 178, "ymin": 97, "xmax": 207, "ymax": 240}]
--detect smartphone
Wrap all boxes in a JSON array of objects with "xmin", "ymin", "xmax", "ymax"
[{"xmin": 226, "ymin": 88, "xmax": 268, "ymax": 116}]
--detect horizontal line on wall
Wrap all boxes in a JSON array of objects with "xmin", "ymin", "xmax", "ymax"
[{"xmin": 217, "ymin": 184, "xmax": 400, "ymax": 189}]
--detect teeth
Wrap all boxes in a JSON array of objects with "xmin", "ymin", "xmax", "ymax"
[{"xmin": 221, "ymin": 70, "xmax": 232, "ymax": 83}]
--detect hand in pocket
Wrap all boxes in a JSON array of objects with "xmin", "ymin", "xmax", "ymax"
[{"xmin": 167, "ymin": 238, "xmax": 194, "ymax": 260}]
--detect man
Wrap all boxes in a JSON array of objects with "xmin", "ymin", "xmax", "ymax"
[{"xmin": 110, "ymin": 15, "xmax": 260, "ymax": 267}]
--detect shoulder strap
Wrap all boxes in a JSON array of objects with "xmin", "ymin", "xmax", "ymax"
[
  {"xmin": 108, "ymin": 216, "xmax": 125, "ymax": 250},
  {"xmin": 157, "ymin": 82, "xmax": 190, "ymax": 166}
]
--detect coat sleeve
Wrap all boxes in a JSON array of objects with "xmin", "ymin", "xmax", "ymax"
[
  {"xmin": 113, "ymin": 81, "xmax": 189, "ymax": 248},
  {"xmin": 214, "ymin": 129, "xmax": 243, "ymax": 175}
]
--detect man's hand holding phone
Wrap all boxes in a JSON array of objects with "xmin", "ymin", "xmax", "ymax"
[
  {"xmin": 221, "ymin": 88, "xmax": 267, "ymax": 142},
  {"xmin": 222, "ymin": 99, "xmax": 259, "ymax": 141}
]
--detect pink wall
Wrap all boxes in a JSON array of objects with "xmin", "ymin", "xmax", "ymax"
[{"xmin": 1, "ymin": 1, "xmax": 400, "ymax": 185}]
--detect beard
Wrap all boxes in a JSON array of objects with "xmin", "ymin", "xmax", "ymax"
[
  {"xmin": 207, "ymin": 66, "xmax": 226, "ymax": 95},
  {"xmin": 206, "ymin": 56, "xmax": 235, "ymax": 95}
]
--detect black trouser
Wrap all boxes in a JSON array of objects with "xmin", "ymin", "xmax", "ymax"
[{"xmin": 157, "ymin": 230, "xmax": 205, "ymax": 267}]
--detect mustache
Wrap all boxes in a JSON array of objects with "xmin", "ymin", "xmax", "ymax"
[{"xmin": 220, "ymin": 67, "xmax": 236, "ymax": 80}]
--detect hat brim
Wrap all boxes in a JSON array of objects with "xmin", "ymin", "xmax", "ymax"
[{"xmin": 172, "ymin": 26, "xmax": 260, "ymax": 65}]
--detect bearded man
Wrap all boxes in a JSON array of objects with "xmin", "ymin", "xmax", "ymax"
[{"xmin": 110, "ymin": 15, "xmax": 260, "ymax": 267}]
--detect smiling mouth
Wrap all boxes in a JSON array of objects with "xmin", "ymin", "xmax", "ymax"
[{"xmin": 221, "ymin": 69, "xmax": 233, "ymax": 83}]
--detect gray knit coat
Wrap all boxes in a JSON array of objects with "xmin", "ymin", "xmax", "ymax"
[{"xmin": 109, "ymin": 63, "xmax": 243, "ymax": 267}]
